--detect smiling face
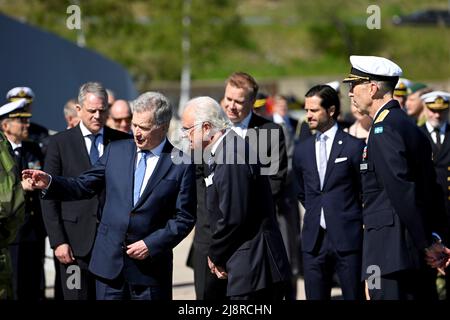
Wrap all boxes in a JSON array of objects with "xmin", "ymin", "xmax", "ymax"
[
  {"xmin": 132, "ymin": 110, "xmax": 167, "ymax": 150},
  {"xmin": 222, "ymin": 84, "xmax": 253, "ymax": 124},
  {"xmin": 77, "ymin": 93, "xmax": 108, "ymax": 134}
]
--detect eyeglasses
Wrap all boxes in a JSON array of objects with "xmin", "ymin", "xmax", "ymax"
[
  {"xmin": 347, "ymin": 80, "xmax": 371, "ymax": 91},
  {"xmin": 180, "ymin": 123, "xmax": 203, "ymax": 136}
]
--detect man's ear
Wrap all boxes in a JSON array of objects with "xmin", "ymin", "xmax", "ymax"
[
  {"xmin": 328, "ymin": 105, "xmax": 336, "ymax": 118},
  {"xmin": 75, "ymin": 104, "xmax": 82, "ymax": 113},
  {"xmin": 1, "ymin": 120, "xmax": 9, "ymax": 131}
]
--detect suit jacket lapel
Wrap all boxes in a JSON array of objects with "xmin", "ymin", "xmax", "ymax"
[
  {"xmin": 434, "ymin": 123, "xmax": 450, "ymax": 161},
  {"xmin": 134, "ymin": 141, "xmax": 174, "ymax": 208},
  {"xmin": 74, "ymin": 125, "xmax": 91, "ymax": 167},
  {"xmin": 309, "ymin": 136, "xmax": 321, "ymax": 190},
  {"xmin": 127, "ymin": 142, "xmax": 138, "ymax": 207},
  {"xmin": 323, "ymin": 130, "xmax": 345, "ymax": 189}
]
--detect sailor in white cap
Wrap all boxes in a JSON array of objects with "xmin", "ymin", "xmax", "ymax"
[
  {"xmin": 420, "ymin": 91, "xmax": 450, "ymax": 152},
  {"xmin": 6, "ymin": 87, "xmax": 35, "ymax": 103},
  {"xmin": 344, "ymin": 55, "xmax": 447, "ymax": 300},
  {"xmin": 0, "ymin": 98, "xmax": 46, "ymax": 300},
  {"xmin": 6, "ymin": 87, "xmax": 49, "ymax": 153},
  {"xmin": 393, "ymin": 78, "xmax": 412, "ymax": 110},
  {"xmin": 418, "ymin": 91, "xmax": 450, "ymax": 298}
]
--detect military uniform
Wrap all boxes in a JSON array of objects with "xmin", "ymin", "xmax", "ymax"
[
  {"xmin": 418, "ymin": 91, "xmax": 450, "ymax": 299},
  {"xmin": 6, "ymin": 87, "xmax": 49, "ymax": 154},
  {"xmin": 344, "ymin": 56, "xmax": 448, "ymax": 300},
  {"xmin": 0, "ymin": 129, "xmax": 25, "ymax": 299}
]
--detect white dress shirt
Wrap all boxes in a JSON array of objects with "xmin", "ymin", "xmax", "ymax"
[
  {"xmin": 425, "ymin": 121, "xmax": 446, "ymax": 145},
  {"xmin": 79, "ymin": 121, "xmax": 105, "ymax": 157},
  {"xmin": 136, "ymin": 138, "xmax": 166, "ymax": 197},
  {"xmin": 315, "ymin": 122, "xmax": 338, "ymax": 229},
  {"xmin": 231, "ymin": 112, "xmax": 253, "ymax": 139}
]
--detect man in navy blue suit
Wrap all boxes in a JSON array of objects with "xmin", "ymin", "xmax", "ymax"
[
  {"xmin": 22, "ymin": 92, "xmax": 197, "ymax": 300},
  {"xmin": 293, "ymin": 84, "xmax": 365, "ymax": 300}
]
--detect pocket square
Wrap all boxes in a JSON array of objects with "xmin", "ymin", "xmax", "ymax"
[
  {"xmin": 334, "ymin": 157, "xmax": 348, "ymax": 163},
  {"xmin": 204, "ymin": 173, "xmax": 214, "ymax": 187}
]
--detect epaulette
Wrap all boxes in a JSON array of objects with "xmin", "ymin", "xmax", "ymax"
[{"xmin": 374, "ymin": 109, "xmax": 389, "ymax": 124}]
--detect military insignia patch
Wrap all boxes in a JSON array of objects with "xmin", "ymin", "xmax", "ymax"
[{"xmin": 374, "ymin": 127, "xmax": 383, "ymax": 134}]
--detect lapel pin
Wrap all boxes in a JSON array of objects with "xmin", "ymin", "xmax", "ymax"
[{"xmin": 338, "ymin": 140, "xmax": 342, "ymax": 145}]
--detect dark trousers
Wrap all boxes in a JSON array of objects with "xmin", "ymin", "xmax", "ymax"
[
  {"xmin": 229, "ymin": 281, "xmax": 287, "ymax": 301},
  {"xmin": 9, "ymin": 241, "xmax": 45, "ymax": 300},
  {"xmin": 303, "ymin": 227, "xmax": 364, "ymax": 300},
  {"xmin": 59, "ymin": 255, "xmax": 96, "ymax": 300},
  {"xmin": 368, "ymin": 269, "xmax": 438, "ymax": 300},
  {"xmin": 95, "ymin": 274, "xmax": 172, "ymax": 300},
  {"xmin": 275, "ymin": 192, "xmax": 301, "ymax": 301},
  {"xmin": 191, "ymin": 243, "xmax": 228, "ymax": 301}
]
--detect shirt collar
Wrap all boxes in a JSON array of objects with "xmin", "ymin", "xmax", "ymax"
[
  {"xmin": 273, "ymin": 113, "xmax": 286, "ymax": 124},
  {"xmin": 233, "ymin": 111, "xmax": 252, "ymax": 129},
  {"xmin": 137, "ymin": 137, "xmax": 166, "ymax": 157},
  {"xmin": 79, "ymin": 121, "xmax": 104, "ymax": 137},
  {"xmin": 210, "ymin": 130, "xmax": 229, "ymax": 156},
  {"xmin": 316, "ymin": 122, "xmax": 338, "ymax": 141},
  {"xmin": 373, "ymin": 100, "xmax": 392, "ymax": 121},
  {"xmin": 9, "ymin": 140, "xmax": 21, "ymax": 150},
  {"xmin": 425, "ymin": 121, "xmax": 446, "ymax": 134}
]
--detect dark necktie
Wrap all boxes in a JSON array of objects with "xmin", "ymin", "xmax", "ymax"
[
  {"xmin": 88, "ymin": 134, "xmax": 100, "ymax": 165},
  {"xmin": 14, "ymin": 146, "xmax": 24, "ymax": 172},
  {"xmin": 434, "ymin": 127, "xmax": 442, "ymax": 151}
]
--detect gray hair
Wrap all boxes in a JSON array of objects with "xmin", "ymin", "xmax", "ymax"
[
  {"xmin": 63, "ymin": 99, "xmax": 78, "ymax": 117},
  {"xmin": 131, "ymin": 92, "xmax": 172, "ymax": 126},
  {"xmin": 78, "ymin": 82, "xmax": 108, "ymax": 108},
  {"xmin": 185, "ymin": 96, "xmax": 231, "ymax": 133}
]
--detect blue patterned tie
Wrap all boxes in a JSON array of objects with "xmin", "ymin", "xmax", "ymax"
[
  {"xmin": 88, "ymin": 134, "xmax": 100, "ymax": 165},
  {"xmin": 134, "ymin": 150, "xmax": 149, "ymax": 206}
]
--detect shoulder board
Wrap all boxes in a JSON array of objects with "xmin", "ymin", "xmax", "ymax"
[{"xmin": 374, "ymin": 109, "xmax": 390, "ymax": 124}]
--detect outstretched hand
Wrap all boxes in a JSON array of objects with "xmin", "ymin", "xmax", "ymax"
[{"xmin": 22, "ymin": 169, "xmax": 51, "ymax": 190}]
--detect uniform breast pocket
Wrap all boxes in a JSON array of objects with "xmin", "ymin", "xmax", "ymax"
[
  {"xmin": 364, "ymin": 209, "xmax": 394, "ymax": 231},
  {"xmin": 360, "ymin": 162, "xmax": 380, "ymax": 192}
]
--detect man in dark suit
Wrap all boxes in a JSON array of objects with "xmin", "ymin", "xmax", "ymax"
[
  {"xmin": 182, "ymin": 96, "xmax": 291, "ymax": 300},
  {"xmin": 41, "ymin": 82, "xmax": 130, "ymax": 300},
  {"xmin": 189, "ymin": 72, "xmax": 288, "ymax": 300},
  {"xmin": 24, "ymin": 91, "xmax": 196, "ymax": 300},
  {"xmin": 293, "ymin": 85, "xmax": 365, "ymax": 300},
  {"xmin": 271, "ymin": 94, "xmax": 304, "ymax": 299},
  {"xmin": 419, "ymin": 91, "xmax": 450, "ymax": 299},
  {"xmin": 0, "ymin": 99, "xmax": 46, "ymax": 300},
  {"xmin": 344, "ymin": 55, "xmax": 448, "ymax": 300}
]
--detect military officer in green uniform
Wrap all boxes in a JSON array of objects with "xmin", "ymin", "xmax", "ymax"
[{"xmin": 0, "ymin": 99, "xmax": 26, "ymax": 299}]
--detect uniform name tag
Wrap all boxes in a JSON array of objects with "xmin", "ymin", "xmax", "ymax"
[{"xmin": 360, "ymin": 163, "xmax": 368, "ymax": 171}]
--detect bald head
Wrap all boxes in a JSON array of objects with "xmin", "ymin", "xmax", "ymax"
[{"xmin": 107, "ymin": 99, "xmax": 132, "ymax": 133}]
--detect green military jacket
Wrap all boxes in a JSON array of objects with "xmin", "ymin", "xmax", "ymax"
[{"xmin": 0, "ymin": 131, "xmax": 25, "ymax": 299}]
